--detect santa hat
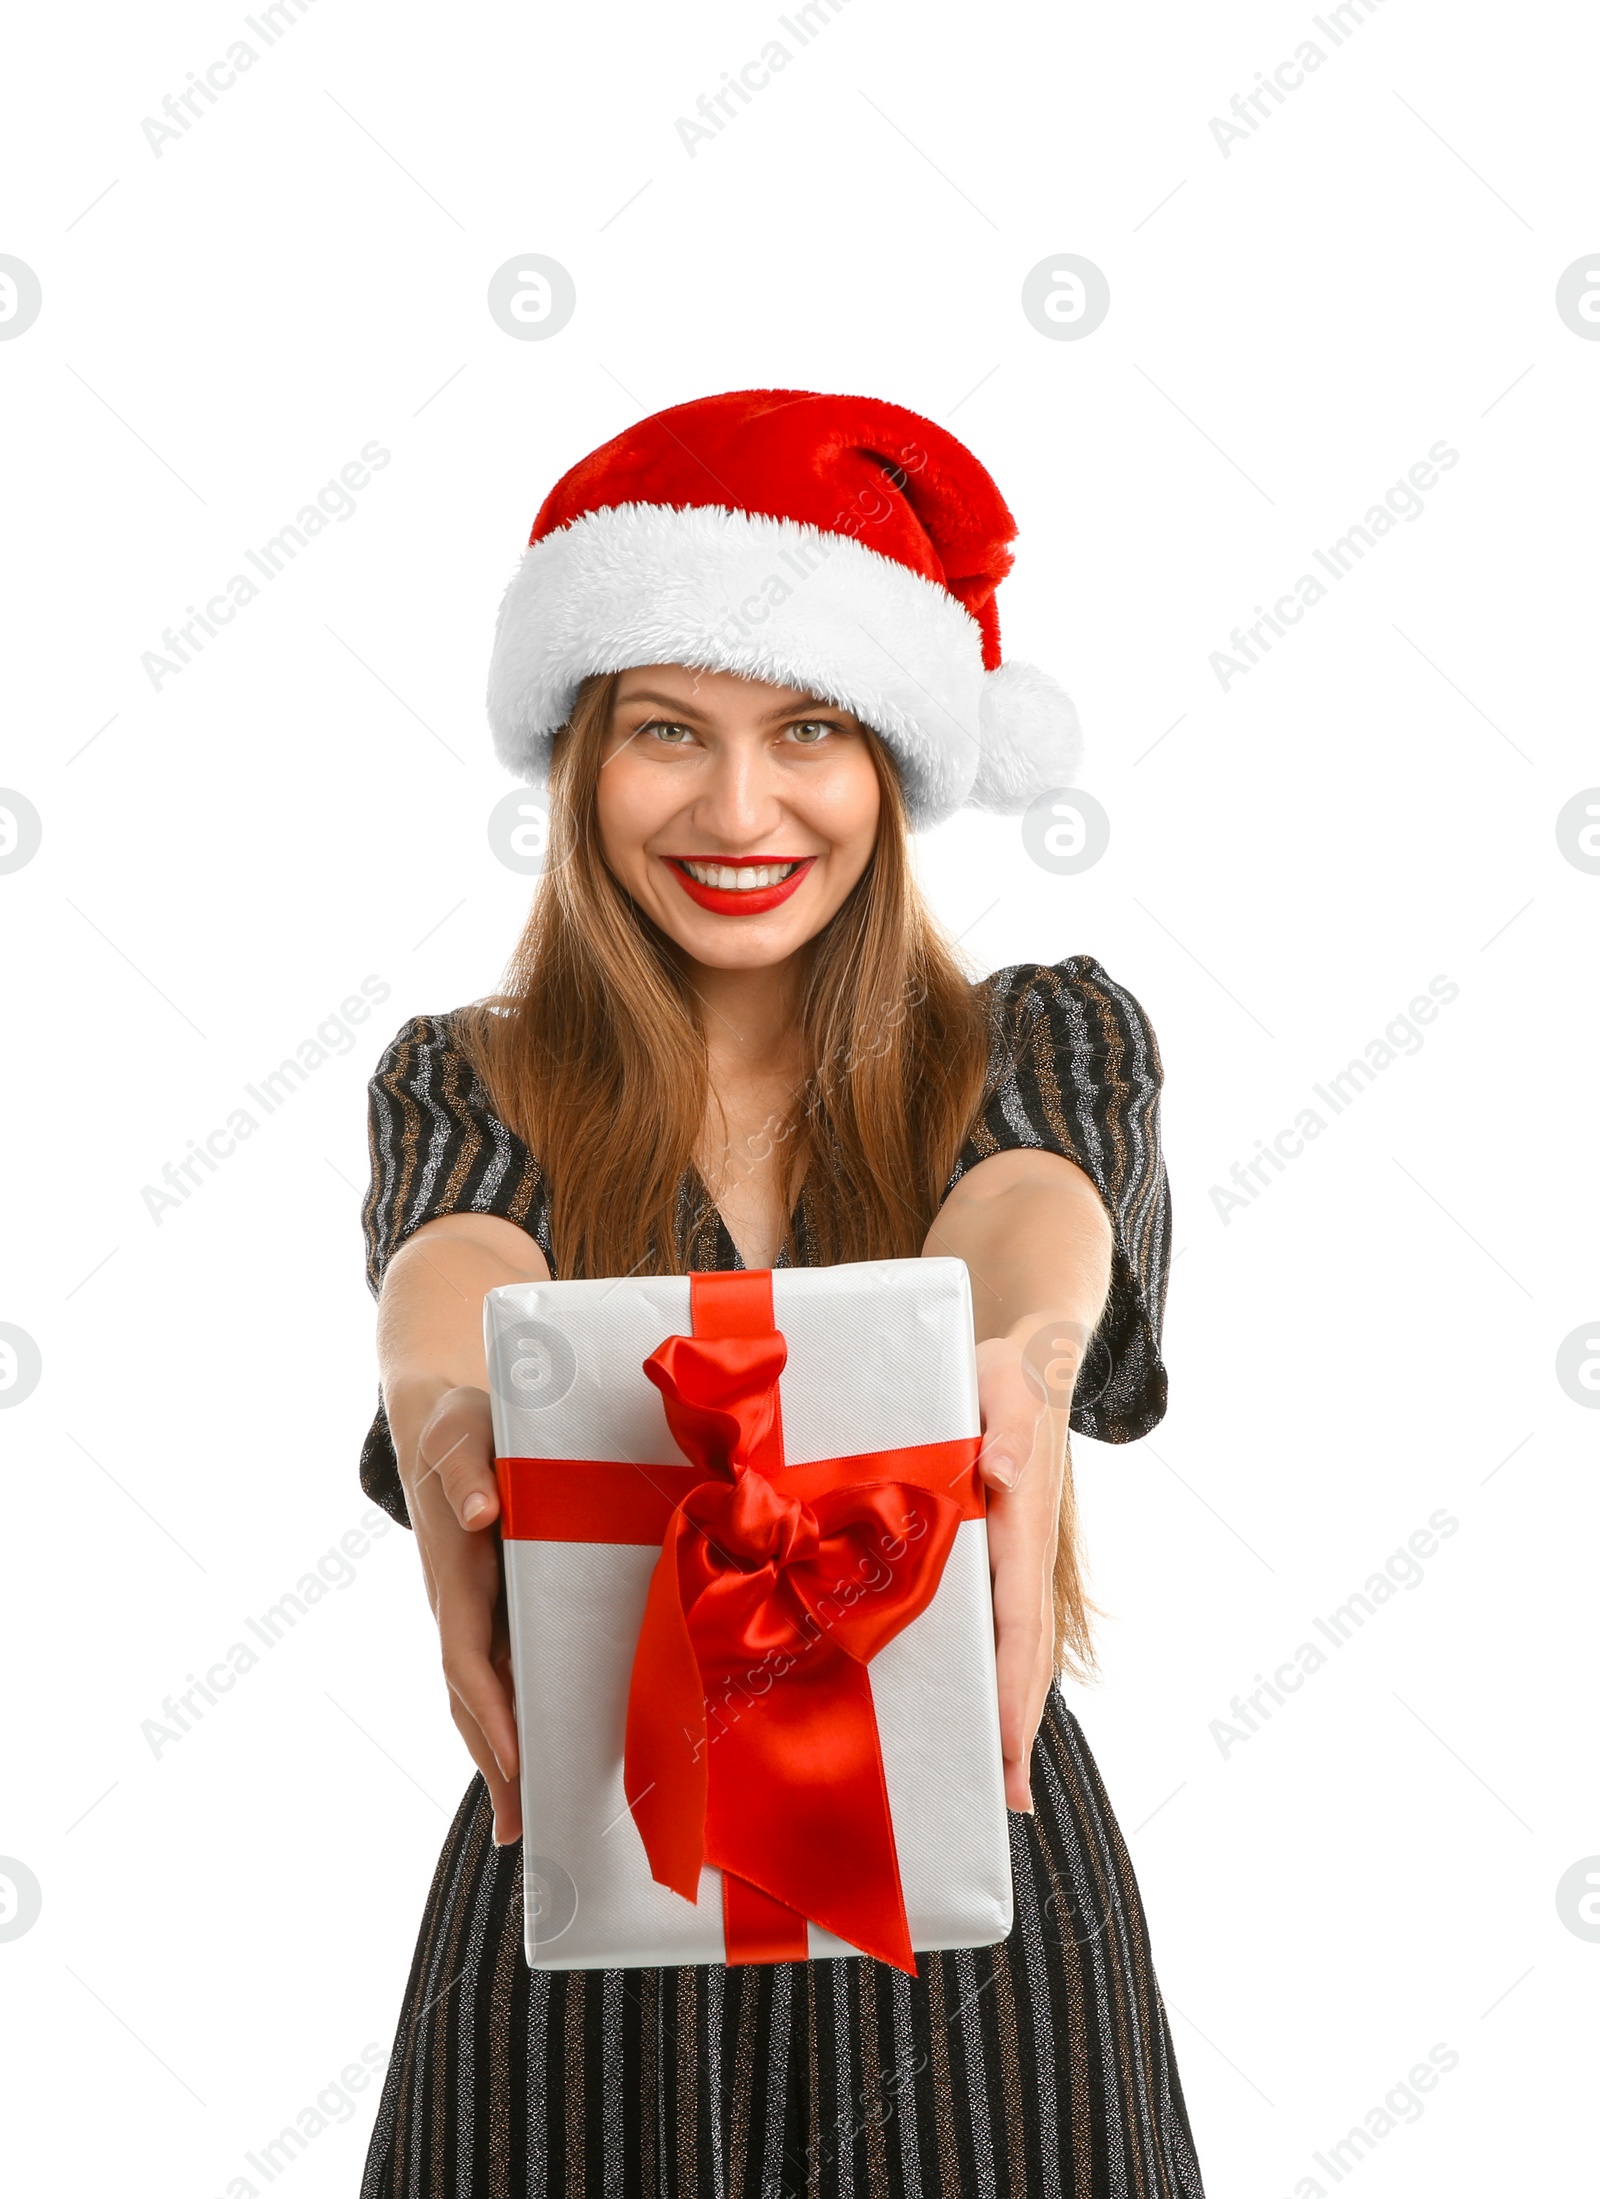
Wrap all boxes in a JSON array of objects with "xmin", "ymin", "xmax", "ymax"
[{"xmin": 486, "ymin": 388, "xmax": 1081, "ymax": 831}]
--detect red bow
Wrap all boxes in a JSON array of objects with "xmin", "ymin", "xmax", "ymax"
[{"xmin": 496, "ymin": 1271, "xmax": 983, "ymax": 1973}]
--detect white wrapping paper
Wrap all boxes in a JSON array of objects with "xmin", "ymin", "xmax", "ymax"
[{"xmin": 484, "ymin": 1256, "xmax": 1013, "ymax": 1970}]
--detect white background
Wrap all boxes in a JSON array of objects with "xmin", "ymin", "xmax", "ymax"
[{"xmin": 2, "ymin": 2, "xmax": 1595, "ymax": 2193}]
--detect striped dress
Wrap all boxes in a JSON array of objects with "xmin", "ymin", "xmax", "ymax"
[{"xmin": 356, "ymin": 957, "xmax": 1205, "ymax": 2198}]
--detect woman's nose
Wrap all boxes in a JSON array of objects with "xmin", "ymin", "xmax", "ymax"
[{"xmin": 692, "ymin": 744, "xmax": 784, "ymax": 844}]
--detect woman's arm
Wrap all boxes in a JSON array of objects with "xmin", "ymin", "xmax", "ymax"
[
  {"xmin": 923, "ymin": 1146, "xmax": 1115, "ymax": 1812},
  {"xmin": 381, "ymin": 1156, "xmax": 1110, "ymax": 1833},
  {"xmin": 376, "ymin": 1211, "xmax": 551, "ymax": 1845}
]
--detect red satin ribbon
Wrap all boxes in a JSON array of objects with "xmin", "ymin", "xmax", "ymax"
[{"xmin": 496, "ymin": 1270, "xmax": 983, "ymax": 1974}]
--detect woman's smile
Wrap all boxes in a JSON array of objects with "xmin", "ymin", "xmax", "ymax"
[{"xmin": 663, "ymin": 853, "xmax": 817, "ymax": 914}]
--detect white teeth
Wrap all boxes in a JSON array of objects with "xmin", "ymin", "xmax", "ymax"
[{"xmin": 681, "ymin": 860, "xmax": 799, "ymax": 890}]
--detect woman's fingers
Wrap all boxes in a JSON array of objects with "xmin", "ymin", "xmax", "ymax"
[
  {"xmin": 995, "ymin": 1638, "xmax": 1053, "ymax": 1811},
  {"xmin": 989, "ymin": 1530, "xmax": 1054, "ymax": 1811},
  {"xmin": 418, "ymin": 1385, "xmax": 502, "ymax": 1531},
  {"xmin": 484, "ymin": 1635, "xmax": 524, "ymax": 1844},
  {"xmin": 437, "ymin": 1560, "xmax": 522, "ymax": 1845},
  {"xmin": 394, "ymin": 1372, "xmax": 525, "ymax": 1840},
  {"xmin": 449, "ymin": 1695, "xmax": 524, "ymax": 1846},
  {"xmin": 974, "ymin": 1339, "xmax": 1046, "ymax": 1492},
  {"xmin": 433, "ymin": 1527, "xmax": 520, "ymax": 1785},
  {"xmin": 441, "ymin": 1623, "xmax": 519, "ymax": 1789},
  {"xmin": 405, "ymin": 1399, "xmax": 524, "ymax": 1839},
  {"xmin": 980, "ymin": 1339, "xmax": 1065, "ymax": 1812}
]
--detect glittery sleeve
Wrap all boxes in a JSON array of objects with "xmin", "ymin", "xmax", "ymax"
[
  {"xmin": 357, "ymin": 1012, "xmax": 551, "ymax": 1527},
  {"xmin": 948, "ymin": 957, "xmax": 1171, "ymax": 1442}
]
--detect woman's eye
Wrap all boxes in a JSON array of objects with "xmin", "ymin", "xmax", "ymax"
[
  {"xmin": 787, "ymin": 720, "xmax": 835, "ymax": 745},
  {"xmin": 642, "ymin": 720, "xmax": 696, "ymax": 745}
]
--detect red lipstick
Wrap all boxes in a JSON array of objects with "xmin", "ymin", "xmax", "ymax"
[{"xmin": 663, "ymin": 855, "xmax": 816, "ymax": 916}]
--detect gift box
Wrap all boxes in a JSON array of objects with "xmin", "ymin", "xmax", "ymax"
[{"xmin": 484, "ymin": 1257, "xmax": 1013, "ymax": 1973}]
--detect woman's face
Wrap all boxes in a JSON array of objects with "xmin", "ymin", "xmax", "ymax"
[{"xmin": 594, "ymin": 664, "xmax": 883, "ymax": 971}]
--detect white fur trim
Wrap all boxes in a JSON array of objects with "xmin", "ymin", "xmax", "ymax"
[
  {"xmin": 967, "ymin": 661, "xmax": 1083, "ymax": 813},
  {"xmin": 486, "ymin": 503, "xmax": 988, "ymax": 829}
]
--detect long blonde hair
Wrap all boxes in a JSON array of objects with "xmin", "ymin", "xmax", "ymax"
[{"xmin": 456, "ymin": 671, "xmax": 1096, "ymax": 1672}]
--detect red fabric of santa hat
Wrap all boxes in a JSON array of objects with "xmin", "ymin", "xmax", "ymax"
[{"xmin": 486, "ymin": 387, "xmax": 1082, "ymax": 831}]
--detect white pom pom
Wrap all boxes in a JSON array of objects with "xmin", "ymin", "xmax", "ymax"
[{"xmin": 969, "ymin": 660, "xmax": 1083, "ymax": 813}]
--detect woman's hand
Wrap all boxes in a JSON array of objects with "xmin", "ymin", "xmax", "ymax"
[
  {"xmin": 404, "ymin": 1384, "xmax": 522, "ymax": 1844},
  {"xmin": 924, "ymin": 1147, "xmax": 1114, "ymax": 1813},
  {"xmin": 975, "ymin": 1331, "xmax": 1067, "ymax": 1813},
  {"xmin": 377, "ymin": 1213, "xmax": 555, "ymax": 1849}
]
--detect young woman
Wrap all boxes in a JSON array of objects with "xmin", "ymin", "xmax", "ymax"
[{"xmin": 357, "ymin": 391, "xmax": 1204, "ymax": 2197}]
